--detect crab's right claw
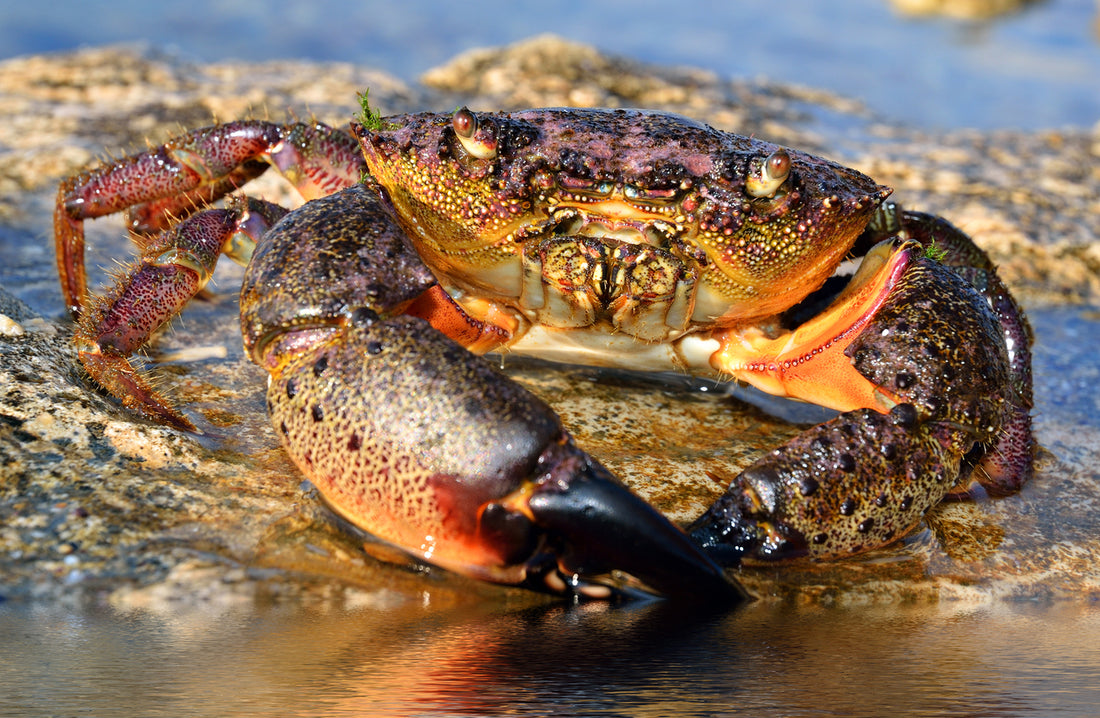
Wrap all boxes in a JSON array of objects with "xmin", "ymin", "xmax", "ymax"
[
  {"xmin": 243, "ymin": 185, "xmax": 747, "ymax": 604},
  {"xmin": 259, "ymin": 314, "xmax": 747, "ymax": 604}
]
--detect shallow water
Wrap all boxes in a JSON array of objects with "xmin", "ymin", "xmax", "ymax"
[
  {"xmin": 1, "ymin": 0, "xmax": 1098, "ymax": 130},
  {"xmin": 4, "ymin": 598, "xmax": 1100, "ymax": 717}
]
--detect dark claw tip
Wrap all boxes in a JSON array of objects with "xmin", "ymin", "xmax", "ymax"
[{"xmin": 528, "ymin": 463, "xmax": 750, "ymax": 604}]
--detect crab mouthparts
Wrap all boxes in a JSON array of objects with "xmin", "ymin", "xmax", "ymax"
[{"xmin": 541, "ymin": 207, "xmax": 681, "ymax": 249}]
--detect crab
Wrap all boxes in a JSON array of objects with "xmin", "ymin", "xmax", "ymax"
[{"xmin": 53, "ymin": 103, "xmax": 1034, "ymax": 602}]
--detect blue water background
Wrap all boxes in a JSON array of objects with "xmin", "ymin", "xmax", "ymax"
[{"xmin": 1, "ymin": 0, "xmax": 1098, "ymax": 130}]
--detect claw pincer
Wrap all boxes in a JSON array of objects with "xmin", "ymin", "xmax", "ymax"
[{"xmin": 241, "ymin": 186, "xmax": 744, "ymax": 601}]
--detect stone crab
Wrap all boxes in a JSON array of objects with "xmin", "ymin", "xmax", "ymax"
[{"xmin": 53, "ymin": 102, "xmax": 1034, "ymax": 602}]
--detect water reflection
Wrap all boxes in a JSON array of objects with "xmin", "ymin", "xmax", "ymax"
[{"xmin": 4, "ymin": 597, "xmax": 1100, "ymax": 717}]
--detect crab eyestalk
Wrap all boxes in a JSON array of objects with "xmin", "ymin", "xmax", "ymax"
[
  {"xmin": 452, "ymin": 106, "xmax": 499, "ymax": 160},
  {"xmin": 746, "ymin": 148, "xmax": 791, "ymax": 198}
]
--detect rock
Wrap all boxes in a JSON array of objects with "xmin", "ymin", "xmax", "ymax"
[
  {"xmin": 1, "ymin": 36, "xmax": 1098, "ymax": 606},
  {"xmin": 889, "ymin": 0, "xmax": 1040, "ymax": 20}
]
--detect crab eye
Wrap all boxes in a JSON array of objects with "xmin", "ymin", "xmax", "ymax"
[
  {"xmin": 746, "ymin": 148, "xmax": 791, "ymax": 198},
  {"xmin": 452, "ymin": 107, "xmax": 498, "ymax": 160},
  {"xmin": 452, "ymin": 107, "xmax": 477, "ymax": 137}
]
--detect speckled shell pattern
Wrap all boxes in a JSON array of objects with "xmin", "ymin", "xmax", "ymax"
[
  {"xmin": 241, "ymin": 184, "xmax": 437, "ymax": 360},
  {"xmin": 890, "ymin": 210, "xmax": 1034, "ymax": 497},
  {"xmin": 265, "ymin": 312, "xmax": 567, "ymax": 579}
]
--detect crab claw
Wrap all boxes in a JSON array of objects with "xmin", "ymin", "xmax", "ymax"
[
  {"xmin": 691, "ymin": 231, "xmax": 1026, "ymax": 566},
  {"xmin": 258, "ymin": 313, "xmax": 744, "ymax": 603},
  {"xmin": 241, "ymin": 186, "xmax": 746, "ymax": 603}
]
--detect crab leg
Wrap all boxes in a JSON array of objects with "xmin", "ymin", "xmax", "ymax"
[
  {"xmin": 124, "ymin": 161, "xmax": 271, "ymax": 239},
  {"xmin": 55, "ymin": 121, "xmax": 364, "ymax": 315},
  {"xmin": 76, "ymin": 198, "xmax": 287, "ymax": 430},
  {"xmin": 242, "ymin": 185, "xmax": 746, "ymax": 601},
  {"xmin": 692, "ymin": 237, "xmax": 1022, "ymax": 563}
]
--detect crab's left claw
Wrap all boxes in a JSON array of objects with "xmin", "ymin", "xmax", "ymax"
[
  {"xmin": 242, "ymin": 186, "xmax": 747, "ymax": 603},
  {"xmin": 691, "ymin": 223, "xmax": 1033, "ymax": 566}
]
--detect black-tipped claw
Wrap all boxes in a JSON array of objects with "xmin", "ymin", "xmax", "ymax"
[
  {"xmin": 688, "ymin": 481, "xmax": 806, "ymax": 567},
  {"xmin": 527, "ymin": 459, "xmax": 749, "ymax": 604},
  {"xmin": 687, "ymin": 500, "xmax": 762, "ymax": 569}
]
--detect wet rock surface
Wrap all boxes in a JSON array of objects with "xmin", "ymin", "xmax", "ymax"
[{"xmin": 1, "ymin": 36, "xmax": 1098, "ymax": 607}]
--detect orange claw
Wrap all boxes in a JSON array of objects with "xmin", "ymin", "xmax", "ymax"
[
  {"xmin": 712, "ymin": 238, "xmax": 915, "ymax": 414},
  {"xmin": 261, "ymin": 312, "xmax": 745, "ymax": 602}
]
